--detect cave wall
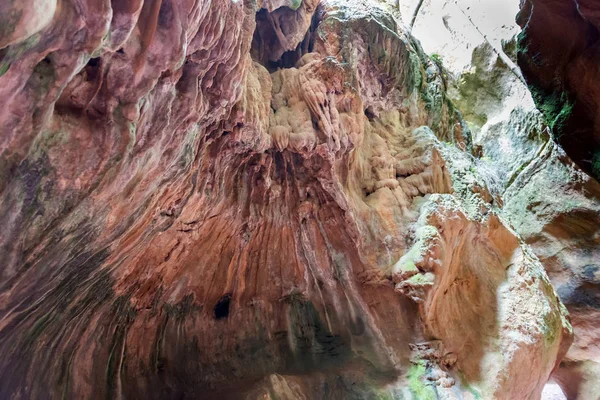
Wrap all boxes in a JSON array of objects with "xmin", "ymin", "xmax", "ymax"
[
  {"xmin": 516, "ymin": 0, "xmax": 600, "ymax": 397},
  {"xmin": 517, "ymin": 0, "xmax": 600, "ymax": 179}
]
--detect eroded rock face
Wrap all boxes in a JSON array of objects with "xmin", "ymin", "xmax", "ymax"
[
  {"xmin": 404, "ymin": 1, "xmax": 600, "ymax": 397},
  {"xmin": 503, "ymin": 144, "xmax": 600, "ymax": 400},
  {"xmin": 0, "ymin": 0, "xmax": 571, "ymax": 399},
  {"xmin": 513, "ymin": 1, "xmax": 600, "ymax": 397},
  {"xmin": 517, "ymin": 0, "xmax": 600, "ymax": 180}
]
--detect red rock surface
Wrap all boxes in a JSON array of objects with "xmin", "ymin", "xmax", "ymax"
[
  {"xmin": 0, "ymin": 0, "xmax": 572, "ymax": 398},
  {"xmin": 517, "ymin": 0, "xmax": 600, "ymax": 178}
]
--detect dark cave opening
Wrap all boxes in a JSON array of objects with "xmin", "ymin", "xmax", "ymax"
[
  {"xmin": 364, "ymin": 106, "xmax": 376, "ymax": 120},
  {"xmin": 214, "ymin": 294, "xmax": 232, "ymax": 320},
  {"xmin": 251, "ymin": 6, "xmax": 321, "ymax": 71}
]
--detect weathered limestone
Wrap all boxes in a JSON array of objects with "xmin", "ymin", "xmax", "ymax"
[{"xmin": 404, "ymin": 1, "xmax": 600, "ymax": 397}]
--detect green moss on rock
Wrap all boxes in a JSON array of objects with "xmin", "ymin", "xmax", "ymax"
[
  {"xmin": 526, "ymin": 84, "xmax": 575, "ymax": 141},
  {"xmin": 430, "ymin": 53, "xmax": 443, "ymax": 66},
  {"xmin": 398, "ymin": 258, "xmax": 418, "ymax": 276},
  {"xmin": 290, "ymin": 0, "xmax": 302, "ymax": 11},
  {"xmin": 407, "ymin": 362, "xmax": 436, "ymax": 400},
  {"xmin": 542, "ymin": 311, "xmax": 559, "ymax": 347},
  {"xmin": 0, "ymin": 62, "xmax": 11, "ymax": 77},
  {"xmin": 406, "ymin": 272, "xmax": 434, "ymax": 286}
]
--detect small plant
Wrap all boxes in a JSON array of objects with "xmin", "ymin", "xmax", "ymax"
[
  {"xmin": 290, "ymin": 0, "xmax": 302, "ymax": 10},
  {"xmin": 430, "ymin": 53, "xmax": 443, "ymax": 65}
]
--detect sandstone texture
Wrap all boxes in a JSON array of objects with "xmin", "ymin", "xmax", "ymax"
[{"xmin": 0, "ymin": 0, "xmax": 579, "ymax": 399}]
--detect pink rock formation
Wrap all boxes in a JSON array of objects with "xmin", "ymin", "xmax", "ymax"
[{"xmin": 0, "ymin": 0, "xmax": 572, "ymax": 398}]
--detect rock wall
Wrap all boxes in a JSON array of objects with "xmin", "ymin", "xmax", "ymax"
[
  {"xmin": 517, "ymin": 0, "xmax": 600, "ymax": 180},
  {"xmin": 407, "ymin": 0, "xmax": 600, "ymax": 398},
  {"xmin": 516, "ymin": 0, "xmax": 600, "ymax": 397},
  {"xmin": 0, "ymin": 0, "xmax": 574, "ymax": 399}
]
